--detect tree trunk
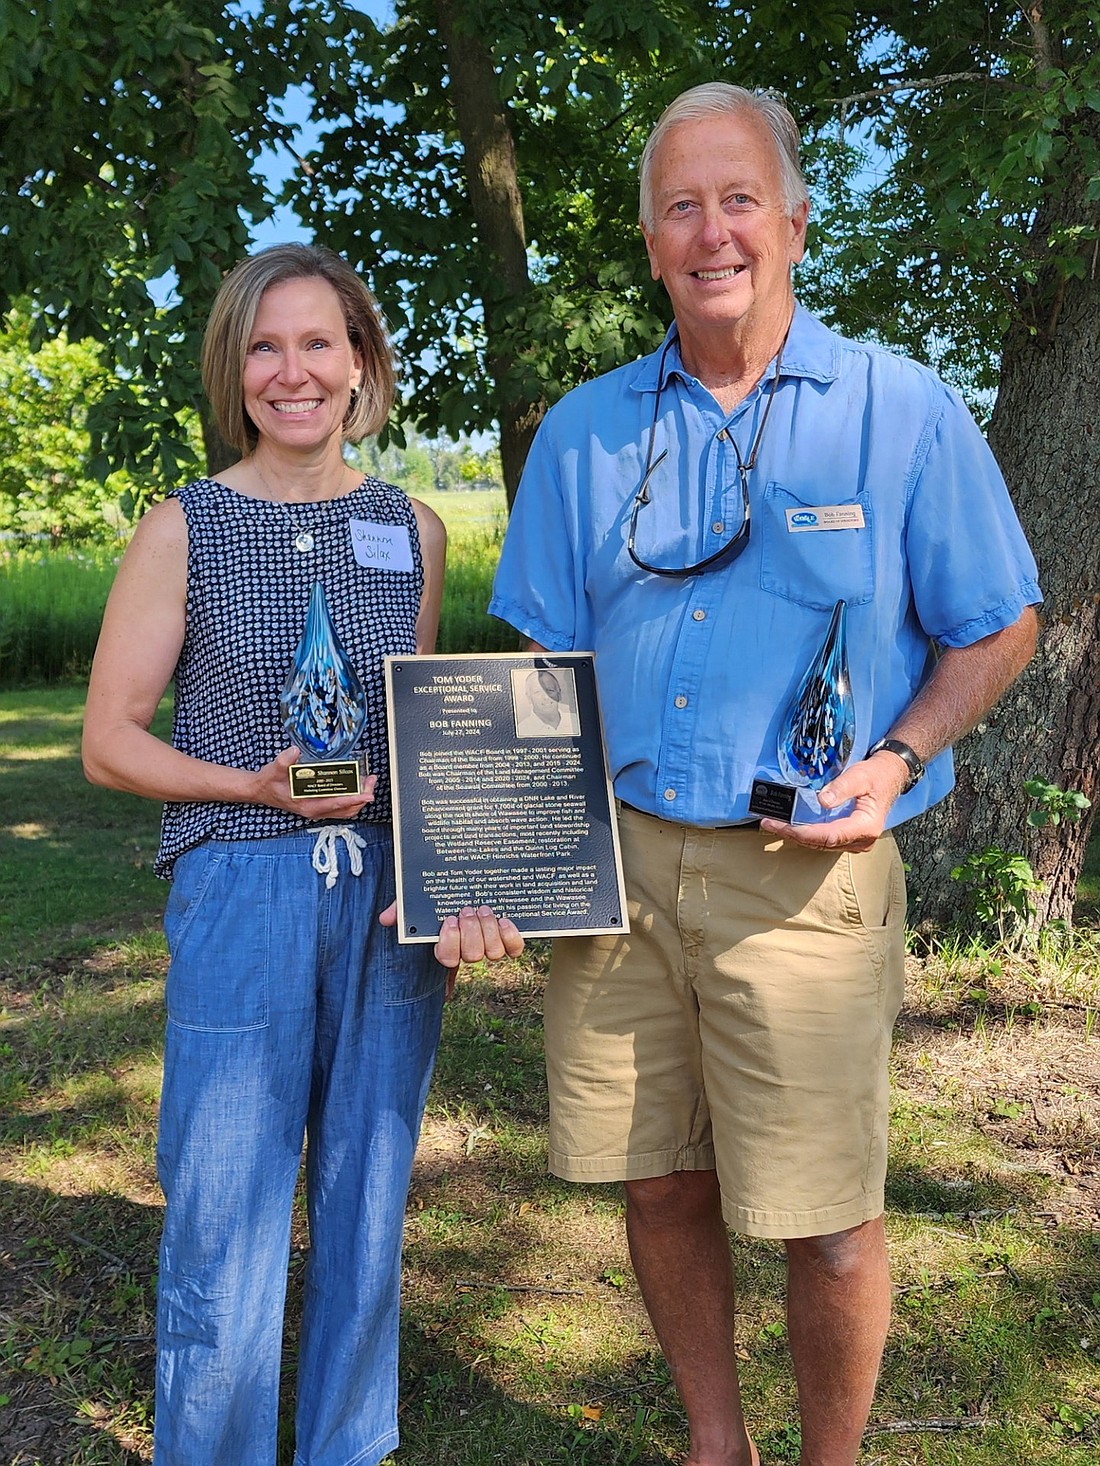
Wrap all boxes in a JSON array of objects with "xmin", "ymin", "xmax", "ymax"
[
  {"xmin": 898, "ymin": 113, "xmax": 1100, "ymax": 931},
  {"xmin": 200, "ymin": 401, "xmax": 237, "ymax": 478},
  {"xmin": 433, "ymin": 0, "xmax": 545, "ymax": 506}
]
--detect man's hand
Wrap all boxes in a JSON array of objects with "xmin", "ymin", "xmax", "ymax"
[
  {"xmin": 764, "ymin": 610, "xmax": 1040, "ymax": 852},
  {"xmin": 378, "ymin": 903, "xmax": 525, "ymax": 998},
  {"xmin": 760, "ymin": 748, "xmax": 910, "ymax": 851}
]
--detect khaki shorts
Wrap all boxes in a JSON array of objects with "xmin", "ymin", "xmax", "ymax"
[{"xmin": 544, "ymin": 805, "xmax": 907, "ymax": 1240}]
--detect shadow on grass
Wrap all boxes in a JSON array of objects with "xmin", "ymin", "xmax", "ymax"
[
  {"xmin": 0, "ymin": 1179, "xmax": 160, "ymax": 1466},
  {"xmin": 4, "ymin": 949, "xmax": 1099, "ymax": 1464},
  {"xmin": 884, "ymin": 1161, "xmax": 1044, "ymax": 1217},
  {"xmin": 387, "ymin": 1324, "xmax": 674, "ymax": 1466},
  {"xmin": 1, "ymin": 954, "xmax": 165, "ymax": 1125}
]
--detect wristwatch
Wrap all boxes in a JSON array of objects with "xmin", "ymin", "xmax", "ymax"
[{"xmin": 866, "ymin": 737, "xmax": 925, "ymax": 794}]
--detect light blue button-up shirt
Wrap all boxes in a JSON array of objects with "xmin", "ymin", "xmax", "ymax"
[{"xmin": 489, "ymin": 306, "xmax": 1041, "ymax": 828}]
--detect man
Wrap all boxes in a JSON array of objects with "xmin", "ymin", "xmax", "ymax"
[
  {"xmin": 515, "ymin": 668, "xmax": 580, "ymax": 737},
  {"xmin": 488, "ymin": 83, "xmax": 1040, "ymax": 1466}
]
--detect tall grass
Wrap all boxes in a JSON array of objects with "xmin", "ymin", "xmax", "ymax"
[
  {"xmin": 0, "ymin": 546, "xmax": 121, "ymax": 686},
  {"xmin": 438, "ymin": 524, "xmax": 520, "ymax": 654},
  {"xmin": 0, "ymin": 491, "xmax": 513, "ymax": 686},
  {"xmin": 421, "ymin": 488, "xmax": 518, "ymax": 654}
]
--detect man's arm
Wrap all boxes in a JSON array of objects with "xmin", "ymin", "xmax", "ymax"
[{"xmin": 763, "ymin": 606, "xmax": 1040, "ymax": 851}]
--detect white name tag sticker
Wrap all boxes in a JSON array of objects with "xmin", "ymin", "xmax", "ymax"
[
  {"xmin": 349, "ymin": 520, "xmax": 415, "ymax": 571},
  {"xmin": 785, "ymin": 504, "xmax": 866, "ymax": 533}
]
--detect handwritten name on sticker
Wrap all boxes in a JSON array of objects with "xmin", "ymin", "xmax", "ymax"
[
  {"xmin": 349, "ymin": 520, "xmax": 415, "ymax": 571},
  {"xmin": 785, "ymin": 504, "xmax": 866, "ymax": 533}
]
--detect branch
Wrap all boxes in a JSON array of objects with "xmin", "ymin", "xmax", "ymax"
[
  {"xmin": 276, "ymin": 135, "xmax": 315, "ymax": 179},
  {"xmin": 1019, "ymin": 3, "xmax": 1055, "ymax": 80},
  {"xmin": 825, "ymin": 71, "xmax": 1005, "ymax": 113},
  {"xmin": 454, "ymin": 1278, "xmax": 586, "ymax": 1296},
  {"xmin": 58, "ymin": 149, "xmax": 143, "ymax": 211},
  {"xmin": 866, "ymin": 1417, "xmax": 993, "ymax": 1435}
]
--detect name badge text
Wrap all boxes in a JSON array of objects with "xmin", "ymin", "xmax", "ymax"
[
  {"xmin": 785, "ymin": 504, "xmax": 866, "ymax": 533},
  {"xmin": 350, "ymin": 520, "xmax": 415, "ymax": 571}
]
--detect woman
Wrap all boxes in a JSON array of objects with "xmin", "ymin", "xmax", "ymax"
[{"xmin": 83, "ymin": 243, "xmax": 521, "ymax": 1466}]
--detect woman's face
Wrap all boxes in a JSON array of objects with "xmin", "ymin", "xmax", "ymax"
[{"xmin": 242, "ymin": 276, "xmax": 363, "ymax": 456}]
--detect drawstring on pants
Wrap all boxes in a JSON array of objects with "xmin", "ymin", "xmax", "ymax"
[{"xmin": 311, "ymin": 825, "xmax": 368, "ymax": 889}]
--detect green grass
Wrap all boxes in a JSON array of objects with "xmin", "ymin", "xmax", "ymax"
[
  {"xmin": 401, "ymin": 487, "xmax": 517, "ymax": 654},
  {"xmin": 1, "ymin": 686, "xmax": 1099, "ymax": 1465},
  {"xmin": 1077, "ymin": 829, "xmax": 1100, "ymax": 921},
  {"xmin": 0, "ymin": 687, "xmax": 170, "ymax": 970},
  {"xmin": 0, "ymin": 546, "xmax": 122, "ymax": 686}
]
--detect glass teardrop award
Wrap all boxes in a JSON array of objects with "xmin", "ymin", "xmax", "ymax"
[
  {"xmin": 772, "ymin": 598, "xmax": 855, "ymax": 818},
  {"xmin": 279, "ymin": 580, "xmax": 368, "ymax": 798}
]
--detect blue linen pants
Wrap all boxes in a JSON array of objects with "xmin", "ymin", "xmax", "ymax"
[{"xmin": 153, "ymin": 828, "xmax": 445, "ymax": 1466}]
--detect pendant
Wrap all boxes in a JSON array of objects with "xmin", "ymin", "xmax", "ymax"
[
  {"xmin": 294, "ymin": 530, "xmax": 314, "ymax": 554},
  {"xmin": 777, "ymin": 599, "xmax": 856, "ymax": 791}
]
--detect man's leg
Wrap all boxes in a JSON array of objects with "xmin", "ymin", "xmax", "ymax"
[
  {"xmin": 625, "ymin": 1170, "xmax": 758, "ymax": 1466},
  {"xmin": 785, "ymin": 1217, "xmax": 891, "ymax": 1466}
]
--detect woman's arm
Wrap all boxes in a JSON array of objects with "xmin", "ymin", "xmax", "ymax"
[
  {"xmin": 410, "ymin": 498, "xmax": 447, "ymax": 654},
  {"xmin": 82, "ymin": 498, "xmax": 371, "ymax": 818}
]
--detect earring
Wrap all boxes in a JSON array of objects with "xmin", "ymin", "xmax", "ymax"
[{"xmin": 344, "ymin": 386, "xmax": 360, "ymax": 424}]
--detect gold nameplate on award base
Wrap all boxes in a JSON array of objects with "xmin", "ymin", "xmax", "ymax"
[{"xmin": 288, "ymin": 759, "xmax": 364, "ymax": 799}]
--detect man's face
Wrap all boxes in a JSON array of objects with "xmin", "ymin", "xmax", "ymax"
[
  {"xmin": 641, "ymin": 110, "xmax": 808, "ymax": 352},
  {"xmin": 528, "ymin": 672, "xmax": 562, "ymax": 723}
]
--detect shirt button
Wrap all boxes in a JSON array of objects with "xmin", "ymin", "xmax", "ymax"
[
  {"xmin": 674, "ymin": 695, "xmax": 688, "ymax": 709},
  {"xmin": 712, "ymin": 520, "xmax": 725, "ymax": 534},
  {"xmin": 663, "ymin": 787, "xmax": 677, "ymax": 801},
  {"xmin": 692, "ymin": 608, "xmax": 706, "ymax": 621},
  {"xmin": 717, "ymin": 428, "xmax": 729, "ymax": 441}
]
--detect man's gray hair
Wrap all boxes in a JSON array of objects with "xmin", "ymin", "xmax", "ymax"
[{"xmin": 639, "ymin": 83, "xmax": 809, "ymax": 229}]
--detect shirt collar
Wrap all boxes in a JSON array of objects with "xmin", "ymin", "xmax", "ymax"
[{"xmin": 629, "ymin": 301, "xmax": 841, "ymax": 396}]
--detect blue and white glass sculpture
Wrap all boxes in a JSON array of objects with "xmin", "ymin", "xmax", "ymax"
[
  {"xmin": 280, "ymin": 580, "xmax": 366, "ymax": 765},
  {"xmin": 777, "ymin": 599, "xmax": 855, "ymax": 796}
]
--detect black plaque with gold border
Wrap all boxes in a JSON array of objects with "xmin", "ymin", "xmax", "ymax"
[{"xmin": 384, "ymin": 652, "xmax": 629, "ymax": 943}]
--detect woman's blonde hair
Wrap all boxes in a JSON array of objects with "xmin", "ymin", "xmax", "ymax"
[{"xmin": 201, "ymin": 243, "xmax": 395, "ymax": 455}]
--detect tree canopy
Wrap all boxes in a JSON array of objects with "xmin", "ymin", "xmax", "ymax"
[
  {"xmin": 297, "ymin": 1, "xmax": 865, "ymax": 495},
  {"xmin": 0, "ymin": 0, "xmax": 357, "ymax": 502},
  {"xmin": 0, "ymin": 312, "xmax": 158, "ymax": 542}
]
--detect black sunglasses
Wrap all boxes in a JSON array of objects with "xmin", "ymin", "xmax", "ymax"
[{"xmin": 627, "ymin": 334, "xmax": 786, "ymax": 578}]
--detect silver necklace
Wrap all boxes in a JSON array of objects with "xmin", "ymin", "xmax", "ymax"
[
  {"xmin": 252, "ymin": 460, "xmax": 321, "ymax": 554},
  {"xmin": 283, "ymin": 505, "xmax": 315, "ymax": 555}
]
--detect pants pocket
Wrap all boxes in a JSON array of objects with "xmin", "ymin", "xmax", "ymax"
[{"xmin": 164, "ymin": 848, "xmax": 271, "ymax": 1032}]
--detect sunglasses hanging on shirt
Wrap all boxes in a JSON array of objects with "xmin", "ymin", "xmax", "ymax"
[{"xmin": 626, "ymin": 331, "xmax": 787, "ymax": 578}]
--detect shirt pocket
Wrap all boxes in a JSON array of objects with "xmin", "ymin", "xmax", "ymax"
[{"xmin": 758, "ymin": 481, "xmax": 875, "ymax": 610}]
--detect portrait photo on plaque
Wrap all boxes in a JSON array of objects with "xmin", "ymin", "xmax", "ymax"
[
  {"xmin": 385, "ymin": 652, "xmax": 627, "ymax": 943},
  {"xmin": 510, "ymin": 665, "xmax": 581, "ymax": 738}
]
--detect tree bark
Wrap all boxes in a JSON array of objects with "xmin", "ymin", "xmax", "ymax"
[
  {"xmin": 898, "ymin": 111, "xmax": 1100, "ymax": 931},
  {"xmin": 200, "ymin": 401, "xmax": 237, "ymax": 478},
  {"xmin": 433, "ymin": 0, "xmax": 545, "ymax": 506}
]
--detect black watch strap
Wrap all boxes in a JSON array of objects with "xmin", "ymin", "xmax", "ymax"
[{"xmin": 866, "ymin": 737, "xmax": 925, "ymax": 794}]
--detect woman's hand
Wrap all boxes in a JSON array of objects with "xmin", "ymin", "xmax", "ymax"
[{"xmin": 249, "ymin": 746, "xmax": 377, "ymax": 819}]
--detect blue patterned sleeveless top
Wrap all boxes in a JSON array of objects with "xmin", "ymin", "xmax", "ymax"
[{"xmin": 155, "ymin": 476, "xmax": 424, "ymax": 877}]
